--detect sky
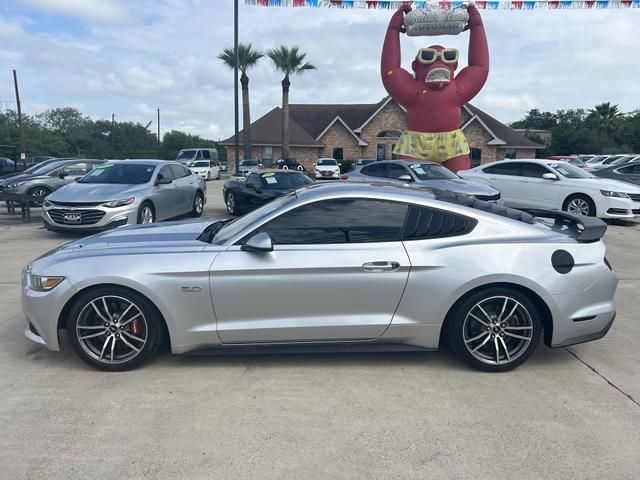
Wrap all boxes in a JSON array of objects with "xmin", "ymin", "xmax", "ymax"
[{"xmin": 0, "ymin": 0, "xmax": 639, "ymax": 141}]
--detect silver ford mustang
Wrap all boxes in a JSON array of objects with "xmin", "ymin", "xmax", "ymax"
[{"xmin": 22, "ymin": 183, "xmax": 617, "ymax": 372}]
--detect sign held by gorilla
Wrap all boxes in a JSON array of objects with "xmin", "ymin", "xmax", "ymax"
[{"xmin": 381, "ymin": 4, "xmax": 489, "ymax": 172}]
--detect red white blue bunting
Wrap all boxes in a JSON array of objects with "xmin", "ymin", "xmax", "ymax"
[{"xmin": 245, "ymin": 0, "xmax": 640, "ymax": 8}]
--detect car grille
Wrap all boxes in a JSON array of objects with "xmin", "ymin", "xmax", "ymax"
[
  {"xmin": 627, "ymin": 193, "xmax": 640, "ymax": 202},
  {"xmin": 48, "ymin": 200, "xmax": 103, "ymax": 207},
  {"xmin": 48, "ymin": 209, "xmax": 106, "ymax": 225},
  {"xmin": 475, "ymin": 192, "xmax": 501, "ymax": 202},
  {"xmin": 633, "ymin": 209, "xmax": 640, "ymax": 215},
  {"xmin": 321, "ymin": 171, "xmax": 334, "ymax": 175}
]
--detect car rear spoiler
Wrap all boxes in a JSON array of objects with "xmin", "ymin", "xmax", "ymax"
[{"xmin": 524, "ymin": 209, "xmax": 607, "ymax": 243}]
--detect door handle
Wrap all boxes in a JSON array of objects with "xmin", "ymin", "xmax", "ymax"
[{"xmin": 362, "ymin": 261, "xmax": 400, "ymax": 273}]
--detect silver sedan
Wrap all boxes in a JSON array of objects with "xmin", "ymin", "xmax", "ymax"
[
  {"xmin": 41, "ymin": 160, "xmax": 206, "ymax": 232},
  {"xmin": 23, "ymin": 182, "xmax": 616, "ymax": 372}
]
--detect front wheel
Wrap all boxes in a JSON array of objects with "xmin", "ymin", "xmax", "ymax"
[
  {"xmin": 563, "ymin": 194, "xmax": 596, "ymax": 217},
  {"xmin": 225, "ymin": 192, "xmax": 239, "ymax": 215},
  {"xmin": 190, "ymin": 191, "xmax": 204, "ymax": 217},
  {"xmin": 447, "ymin": 287, "xmax": 542, "ymax": 372},
  {"xmin": 137, "ymin": 202, "xmax": 155, "ymax": 224},
  {"xmin": 66, "ymin": 287, "xmax": 164, "ymax": 371},
  {"xmin": 28, "ymin": 186, "xmax": 51, "ymax": 206}
]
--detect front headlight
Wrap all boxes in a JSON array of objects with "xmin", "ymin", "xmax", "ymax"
[
  {"xmin": 103, "ymin": 197, "xmax": 135, "ymax": 208},
  {"xmin": 6, "ymin": 181, "xmax": 26, "ymax": 189},
  {"xmin": 28, "ymin": 274, "xmax": 65, "ymax": 291},
  {"xmin": 600, "ymin": 190, "xmax": 629, "ymax": 198}
]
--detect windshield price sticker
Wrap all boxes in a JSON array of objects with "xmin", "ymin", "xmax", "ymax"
[
  {"xmin": 265, "ymin": 176, "xmax": 278, "ymax": 184},
  {"xmin": 96, "ymin": 164, "xmax": 113, "ymax": 169},
  {"xmin": 410, "ymin": 164, "xmax": 426, "ymax": 175}
]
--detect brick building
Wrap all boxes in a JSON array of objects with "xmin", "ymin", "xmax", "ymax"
[{"xmin": 221, "ymin": 97, "xmax": 544, "ymax": 171}]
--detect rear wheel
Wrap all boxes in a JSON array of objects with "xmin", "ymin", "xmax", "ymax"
[
  {"xmin": 190, "ymin": 191, "xmax": 204, "ymax": 217},
  {"xmin": 28, "ymin": 186, "xmax": 51, "ymax": 206},
  {"xmin": 447, "ymin": 287, "xmax": 542, "ymax": 372},
  {"xmin": 66, "ymin": 287, "xmax": 164, "ymax": 371},
  {"xmin": 137, "ymin": 202, "xmax": 155, "ymax": 224},
  {"xmin": 563, "ymin": 194, "xmax": 596, "ymax": 217}
]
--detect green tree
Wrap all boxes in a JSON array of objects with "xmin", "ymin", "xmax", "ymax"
[
  {"xmin": 219, "ymin": 43, "xmax": 263, "ymax": 162},
  {"xmin": 266, "ymin": 46, "xmax": 316, "ymax": 159}
]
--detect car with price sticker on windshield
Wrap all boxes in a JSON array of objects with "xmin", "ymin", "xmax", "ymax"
[{"xmin": 41, "ymin": 160, "xmax": 206, "ymax": 233}]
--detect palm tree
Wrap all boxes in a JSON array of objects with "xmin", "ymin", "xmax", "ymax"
[
  {"xmin": 587, "ymin": 102, "xmax": 623, "ymax": 137},
  {"xmin": 219, "ymin": 43, "xmax": 264, "ymax": 161},
  {"xmin": 267, "ymin": 46, "xmax": 316, "ymax": 159}
]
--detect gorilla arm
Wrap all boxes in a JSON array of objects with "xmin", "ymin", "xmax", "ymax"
[
  {"xmin": 455, "ymin": 4, "xmax": 489, "ymax": 104},
  {"xmin": 381, "ymin": 5, "xmax": 418, "ymax": 107}
]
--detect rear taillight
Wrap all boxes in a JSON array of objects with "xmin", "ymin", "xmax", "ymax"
[{"xmin": 340, "ymin": 175, "xmax": 349, "ymax": 180}]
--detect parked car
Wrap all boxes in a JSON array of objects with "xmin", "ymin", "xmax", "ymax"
[
  {"xmin": 585, "ymin": 155, "xmax": 609, "ymax": 165},
  {"xmin": 313, "ymin": 158, "xmax": 341, "ymax": 180},
  {"xmin": 223, "ymin": 170, "xmax": 313, "ymax": 215},
  {"xmin": 344, "ymin": 160, "xmax": 501, "ymax": 202},
  {"xmin": 600, "ymin": 154, "xmax": 640, "ymax": 170},
  {"xmin": 29, "ymin": 155, "xmax": 56, "ymax": 167},
  {"xmin": 587, "ymin": 155, "xmax": 627, "ymax": 170},
  {"xmin": 238, "ymin": 159, "xmax": 261, "ymax": 176},
  {"xmin": 0, "ymin": 157, "xmax": 15, "ymax": 174},
  {"xmin": 0, "ymin": 159, "xmax": 104, "ymax": 205},
  {"xmin": 175, "ymin": 148, "xmax": 218, "ymax": 166},
  {"xmin": 22, "ymin": 181, "xmax": 617, "ymax": 372},
  {"xmin": 41, "ymin": 160, "xmax": 206, "ymax": 233},
  {"xmin": 189, "ymin": 159, "xmax": 220, "ymax": 181},
  {"xmin": 0, "ymin": 157, "xmax": 63, "ymax": 180},
  {"xmin": 355, "ymin": 159, "xmax": 378, "ymax": 167},
  {"xmin": 593, "ymin": 161, "xmax": 640, "ymax": 187},
  {"xmin": 459, "ymin": 159, "xmax": 640, "ymax": 218},
  {"xmin": 219, "ymin": 160, "xmax": 227, "ymax": 172},
  {"xmin": 276, "ymin": 157, "xmax": 305, "ymax": 171}
]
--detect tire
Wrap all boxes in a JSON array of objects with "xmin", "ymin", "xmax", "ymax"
[
  {"xmin": 216, "ymin": 171, "xmax": 220, "ymax": 180},
  {"xmin": 190, "ymin": 191, "xmax": 204, "ymax": 217},
  {"xmin": 563, "ymin": 194, "xmax": 596, "ymax": 217},
  {"xmin": 206, "ymin": 172, "xmax": 211, "ymax": 181},
  {"xmin": 447, "ymin": 287, "xmax": 542, "ymax": 372},
  {"xmin": 66, "ymin": 286, "xmax": 164, "ymax": 371},
  {"xmin": 137, "ymin": 202, "xmax": 155, "ymax": 224},
  {"xmin": 28, "ymin": 186, "xmax": 51, "ymax": 206},
  {"xmin": 225, "ymin": 192, "xmax": 239, "ymax": 216}
]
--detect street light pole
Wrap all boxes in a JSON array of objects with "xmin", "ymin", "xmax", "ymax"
[
  {"xmin": 234, "ymin": 0, "xmax": 240, "ymax": 175},
  {"xmin": 12, "ymin": 70, "xmax": 25, "ymax": 170}
]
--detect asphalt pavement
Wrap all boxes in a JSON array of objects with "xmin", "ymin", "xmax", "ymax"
[{"xmin": 0, "ymin": 180, "xmax": 638, "ymax": 479}]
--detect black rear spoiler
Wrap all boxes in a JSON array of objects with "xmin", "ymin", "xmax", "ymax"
[{"xmin": 524, "ymin": 209, "xmax": 607, "ymax": 243}]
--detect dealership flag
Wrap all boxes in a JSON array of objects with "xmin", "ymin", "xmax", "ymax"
[{"xmin": 245, "ymin": 0, "xmax": 639, "ymax": 8}]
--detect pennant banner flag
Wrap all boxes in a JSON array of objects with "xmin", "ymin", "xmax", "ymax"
[{"xmin": 245, "ymin": 0, "xmax": 640, "ymax": 8}]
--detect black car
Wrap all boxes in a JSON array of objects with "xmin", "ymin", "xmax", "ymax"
[
  {"xmin": 223, "ymin": 170, "xmax": 313, "ymax": 215},
  {"xmin": 593, "ymin": 161, "xmax": 640, "ymax": 186},
  {"xmin": 0, "ymin": 157, "xmax": 15, "ymax": 174},
  {"xmin": 276, "ymin": 157, "xmax": 306, "ymax": 172},
  {"xmin": 355, "ymin": 159, "xmax": 378, "ymax": 167}
]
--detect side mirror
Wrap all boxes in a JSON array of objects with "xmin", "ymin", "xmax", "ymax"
[
  {"xmin": 156, "ymin": 176, "xmax": 172, "ymax": 185},
  {"xmin": 339, "ymin": 163, "xmax": 342, "ymax": 166},
  {"xmin": 58, "ymin": 172, "xmax": 66, "ymax": 179},
  {"xmin": 398, "ymin": 174, "xmax": 413, "ymax": 182},
  {"xmin": 247, "ymin": 182, "xmax": 262, "ymax": 193},
  {"xmin": 259, "ymin": 163, "xmax": 264, "ymax": 168},
  {"xmin": 241, "ymin": 232, "xmax": 273, "ymax": 252},
  {"xmin": 312, "ymin": 162, "xmax": 316, "ymax": 166},
  {"xmin": 542, "ymin": 173, "xmax": 559, "ymax": 181}
]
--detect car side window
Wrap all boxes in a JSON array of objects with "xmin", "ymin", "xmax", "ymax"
[
  {"xmin": 170, "ymin": 164, "xmax": 190, "ymax": 178},
  {"xmin": 386, "ymin": 163, "xmax": 410, "ymax": 179},
  {"xmin": 63, "ymin": 162, "xmax": 89, "ymax": 176},
  {"xmin": 483, "ymin": 163, "xmax": 523, "ymax": 176},
  {"xmin": 402, "ymin": 205, "xmax": 476, "ymax": 240},
  {"xmin": 361, "ymin": 163, "xmax": 386, "ymax": 178},
  {"xmin": 202, "ymin": 150, "xmax": 211, "ymax": 160},
  {"xmin": 248, "ymin": 199, "xmax": 408, "ymax": 245},
  {"xmin": 195, "ymin": 151, "xmax": 202, "ymax": 160},
  {"xmin": 521, "ymin": 163, "xmax": 551, "ymax": 178},
  {"xmin": 158, "ymin": 165, "xmax": 174, "ymax": 181},
  {"xmin": 618, "ymin": 165, "xmax": 640, "ymax": 175}
]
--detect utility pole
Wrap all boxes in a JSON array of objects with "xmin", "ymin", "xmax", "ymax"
[
  {"xmin": 234, "ymin": 0, "xmax": 240, "ymax": 175},
  {"xmin": 111, "ymin": 113, "xmax": 115, "ymax": 147},
  {"xmin": 157, "ymin": 108, "xmax": 161, "ymax": 144},
  {"xmin": 12, "ymin": 70, "xmax": 25, "ymax": 170}
]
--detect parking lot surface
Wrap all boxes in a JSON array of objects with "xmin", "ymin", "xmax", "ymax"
[{"xmin": 1, "ymin": 180, "xmax": 639, "ymax": 479}]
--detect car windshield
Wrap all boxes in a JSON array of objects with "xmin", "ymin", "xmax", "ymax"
[
  {"xmin": 176, "ymin": 150, "xmax": 197, "ymax": 161},
  {"xmin": 317, "ymin": 159, "xmax": 337, "ymax": 166},
  {"xmin": 259, "ymin": 172, "xmax": 313, "ymax": 189},
  {"xmin": 212, "ymin": 192, "xmax": 297, "ymax": 245},
  {"xmin": 241, "ymin": 160, "xmax": 258, "ymax": 166},
  {"xmin": 192, "ymin": 161, "xmax": 210, "ymax": 168},
  {"xmin": 566, "ymin": 158, "xmax": 585, "ymax": 167},
  {"xmin": 28, "ymin": 160, "xmax": 72, "ymax": 175},
  {"xmin": 78, "ymin": 163, "xmax": 156, "ymax": 184},
  {"xmin": 409, "ymin": 163, "xmax": 459, "ymax": 180},
  {"xmin": 548, "ymin": 162, "xmax": 594, "ymax": 178}
]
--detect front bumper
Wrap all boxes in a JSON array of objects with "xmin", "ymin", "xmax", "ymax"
[
  {"xmin": 315, "ymin": 170, "xmax": 340, "ymax": 179},
  {"xmin": 41, "ymin": 203, "xmax": 137, "ymax": 232},
  {"xmin": 546, "ymin": 265, "xmax": 618, "ymax": 347},
  {"xmin": 599, "ymin": 196, "xmax": 638, "ymax": 219}
]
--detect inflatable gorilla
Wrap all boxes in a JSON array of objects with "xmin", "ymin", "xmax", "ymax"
[{"xmin": 381, "ymin": 4, "xmax": 489, "ymax": 172}]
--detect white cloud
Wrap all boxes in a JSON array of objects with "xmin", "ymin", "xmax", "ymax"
[{"xmin": 1, "ymin": 3, "xmax": 639, "ymax": 139}]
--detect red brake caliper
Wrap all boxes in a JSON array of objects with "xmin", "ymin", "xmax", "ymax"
[{"xmin": 131, "ymin": 319, "xmax": 142, "ymax": 336}]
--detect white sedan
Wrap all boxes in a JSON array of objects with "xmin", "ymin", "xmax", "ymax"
[
  {"xmin": 188, "ymin": 160, "xmax": 220, "ymax": 181},
  {"xmin": 459, "ymin": 159, "xmax": 640, "ymax": 219}
]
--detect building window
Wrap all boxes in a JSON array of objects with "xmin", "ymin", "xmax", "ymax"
[
  {"xmin": 504, "ymin": 148, "xmax": 517, "ymax": 159},
  {"xmin": 262, "ymin": 146, "xmax": 273, "ymax": 167},
  {"xmin": 470, "ymin": 148, "xmax": 481, "ymax": 167},
  {"xmin": 376, "ymin": 144, "xmax": 387, "ymax": 161},
  {"xmin": 332, "ymin": 148, "xmax": 343, "ymax": 161}
]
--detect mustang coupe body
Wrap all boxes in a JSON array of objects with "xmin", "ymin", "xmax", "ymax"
[{"xmin": 22, "ymin": 182, "xmax": 617, "ymax": 372}]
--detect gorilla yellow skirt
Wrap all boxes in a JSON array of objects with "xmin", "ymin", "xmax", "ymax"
[{"xmin": 393, "ymin": 129, "xmax": 470, "ymax": 163}]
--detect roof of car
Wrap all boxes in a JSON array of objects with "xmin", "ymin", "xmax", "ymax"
[
  {"xmin": 256, "ymin": 169, "xmax": 304, "ymax": 174},
  {"xmin": 112, "ymin": 159, "xmax": 171, "ymax": 165}
]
